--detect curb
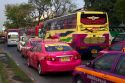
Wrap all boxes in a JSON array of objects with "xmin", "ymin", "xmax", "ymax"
[
  {"xmin": 0, "ymin": 75, "xmax": 2, "ymax": 83},
  {"xmin": 0, "ymin": 52, "xmax": 34, "ymax": 83}
]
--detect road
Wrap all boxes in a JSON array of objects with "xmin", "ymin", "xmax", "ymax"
[{"xmin": 0, "ymin": 43, "xmax": 90, "ymax": 83}]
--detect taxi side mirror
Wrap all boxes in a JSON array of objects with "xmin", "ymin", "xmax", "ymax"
[
  {"xmin": 21, "ymin": 42, "xmax": 25, "ymax": 46},
  {"xmin": 29, "ymin": 47, "xmax": 33, "ymax": 51},
  {"xmin": 86, "ymin": 62, "xmax": 92, "ymax": 67}
]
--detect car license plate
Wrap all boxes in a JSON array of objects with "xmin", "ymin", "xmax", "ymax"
[
  {"xmin": 91, "ymin": 49, "xmax": 97, "ymax": 54},
  {"xmin": 61, "ymin": 57, "xmax": 70, "ymax": 62}
]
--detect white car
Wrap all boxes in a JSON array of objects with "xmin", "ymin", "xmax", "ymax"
[
  {"xmin": 7, "ymin": 32, "xmax": 19, "ymax": 46},
  {"xmin": 17, "ymin": 36, "xmax": 27, "ymax": 52}
]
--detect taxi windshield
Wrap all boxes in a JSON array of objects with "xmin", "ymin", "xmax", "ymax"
[{"xmin": 45, "ymin": 44, "xmax": 73, "ymax": 52}]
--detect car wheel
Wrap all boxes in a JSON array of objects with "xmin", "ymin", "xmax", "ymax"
[
  {"xmin": 38, "ymin": 63, "xmax": 44, "ymax": 75},
  {"xmin": 17, "ymin": 48, "xmax": 19, "ymax": 52},
  {"xmin": 27, "ymin": 58, "xmax": 31, "ymax": 67},
  {"xmin": 21, "ymin": 52, "xmax": 24, "ymax": 58},
  {"xmin": 75, "ymin": 76, "xmax": 84, "ymax": 83}
]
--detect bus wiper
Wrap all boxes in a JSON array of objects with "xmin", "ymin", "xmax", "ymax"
[{"xmin": 85, "ymin": 28, "xmax": 93, "ymax": 33}]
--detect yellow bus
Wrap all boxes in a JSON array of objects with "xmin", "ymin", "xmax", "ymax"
[{"xmin": 40, "ymin": 11, "xmax": 109, "ymax": 58}]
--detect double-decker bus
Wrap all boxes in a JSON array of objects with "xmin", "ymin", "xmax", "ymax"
[{"xmin": 39, "ymin": 11, "xmax": 109, "ymax": 58}]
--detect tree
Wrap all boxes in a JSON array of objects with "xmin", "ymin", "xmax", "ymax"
[
  {"xmin": 29, "ymin": 0, "xmax": 76, "ymax": 22},
  {"xmin": 3, "ymin": 21, "xmax": 17, "ymax": 29},
  {"xmin": 115, "ymin": 0, "xmax": 125, "ymax": 25},
  {"xmin": 49, "ymin": 0, "xmax": 76, "ymax": 18},
  {"xmin": 84, "ymin": 0, "xmax": 120, "ymax": 26},
  {"xmin": 29, "ymin": 0, "xmax": 51, "ymax": 22},
  {"xmin": 4, "ymin": 3, "xmax": 34, "ymax": 29}
]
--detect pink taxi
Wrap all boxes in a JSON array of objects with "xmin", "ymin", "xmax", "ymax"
[
  {"xmin": 27, "ymin": 40, "xmax": 81, "ymax": 75},
  {"xmin": 21, "ymin": 38, "xmax": 42, "ymax": 58}
]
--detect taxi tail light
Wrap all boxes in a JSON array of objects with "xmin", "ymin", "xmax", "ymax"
[
  {"xmin": 79, "ymin": 46, "xmax": 88, "ymax": 50},
  {"xmin": 74, "ymin": 55, "xmax": 81, "ymax": 60},
  {"xmin": 45, "ymin": 56, "xmax": 56, "ymax": 61}
]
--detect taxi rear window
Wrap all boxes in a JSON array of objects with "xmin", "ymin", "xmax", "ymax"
[
  {"xmin": 45, "ymin": 45, "xmax": 73, "ymax": 52},
  {"xmin": 30, "ymin": 41, "xmax": 42, "ymax": 46}
]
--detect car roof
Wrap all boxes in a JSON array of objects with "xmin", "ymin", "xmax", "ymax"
[
  {"xmin": 113, "ymin": 40, "xmax": 125, "ymax": 44},
  {"xmin": 29, "ymin": 38, "xmax": 42, "ymax": 41},
  {"xmin": 104, "ymin": 51, "xmax": 125, "ymax": 55},
  {"xmin": 44, "ymin": 42, "xmax": 68, "ymax": 45},
  {"xmin": 38, "ymin": 39, "xmax": 69, "ymax": 45}
]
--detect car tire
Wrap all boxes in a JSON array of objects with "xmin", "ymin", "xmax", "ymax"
[
  {"xmin": 21, "ymin": 52, "xmax": 24, "ymax": 58},
  {"xmin": 74, "ymin": 76, "xmax": 84, "ymax": 83},
  {"xmin": 7, "ymin": 44, "xmax": 9, "ymax": 47},
  {"xmin": 38, "ymin": 63, "xmax": 44, "ymax": 76},
  {"xmin": 17, "ymin": 48, "xmax": 19, "ymax": 52},
  {"xmin": 27, "ymin": 58, "xmax": 31, "ymax": 67}
]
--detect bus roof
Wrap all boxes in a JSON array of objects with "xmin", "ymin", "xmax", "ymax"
[{"xmin": 45, "ymin": 11, "xmax": 106, "ymax": 23}]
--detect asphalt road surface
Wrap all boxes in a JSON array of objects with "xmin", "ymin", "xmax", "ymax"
[{"xmin": 0, "ymin": 43, "xmax": 90, "ymax": 83}]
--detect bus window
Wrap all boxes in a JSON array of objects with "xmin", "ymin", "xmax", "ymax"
[{"xmin": 81, "ymin": 14, "xmax": 107, "ymax": 25}]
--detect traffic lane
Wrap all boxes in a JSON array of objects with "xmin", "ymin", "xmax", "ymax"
[{"xmin": 3, "ymin": 45, "xmax": 73, "ymax": 83}]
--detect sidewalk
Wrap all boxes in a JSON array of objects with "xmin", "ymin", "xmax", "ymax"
[{"xmin": 0, "ymin": 50, "xmax": 33, "ymax": 83}]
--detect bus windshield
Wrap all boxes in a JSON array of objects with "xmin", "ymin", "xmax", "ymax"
[{"xmin": 81, "ymin": 14, "xmax": 107, "ymax": 25}]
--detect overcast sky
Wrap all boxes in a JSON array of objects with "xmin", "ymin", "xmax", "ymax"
[{"xmin": 0, "ymin": 0, "xmax": 84, "ymax": 30}]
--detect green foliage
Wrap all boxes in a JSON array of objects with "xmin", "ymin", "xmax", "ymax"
[
  {"xmin": 3, "ymin": 21, "xmax": 17, "ymax": 29},
  {"xmin": 30, "ymin": 0, "xmax": 76, "ymax": 22},
  {"xmin": 0, "ymin": 53, "xmax": 33, "ymax": 83},
  {"xmin": 4, "ymin": 3, "xmax": 34, "ymax": 29},
  {"xmin": 84, "ymin": 0, "xmax": 121, "ymax": 26},
  {"xmin": 115, "ymin": 0, "xmax": 125, "ymax": 23}
]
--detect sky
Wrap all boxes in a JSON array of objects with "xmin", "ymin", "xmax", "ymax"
[{"xmin": 0, "ymin": 0, "xmax": 84, "ymax": 31}]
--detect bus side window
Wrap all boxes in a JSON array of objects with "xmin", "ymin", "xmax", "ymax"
[
  {"xmin": 60, "ymin": 20, "xmax": 64, "ymax": 29},
  {"xmin": 51, "ymin": 22, "xmax": 55, "ymax": 30}
]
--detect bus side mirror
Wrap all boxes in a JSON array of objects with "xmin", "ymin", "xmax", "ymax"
[{"xmin": 30, "ymin": 48, "xmax": 33, "ymax": 51}]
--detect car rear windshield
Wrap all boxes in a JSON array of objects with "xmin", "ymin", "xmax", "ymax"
[
  {"xmin": 30, "ymin": 41, "xmax": 42, "ymax": 46},
  {"xmin": 45, "ymin": 45, "xmax": 73, "ymax": 52},
  {"xmin": 8, "ymin": 35, "xmax": 18, "ymax": 39}
]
